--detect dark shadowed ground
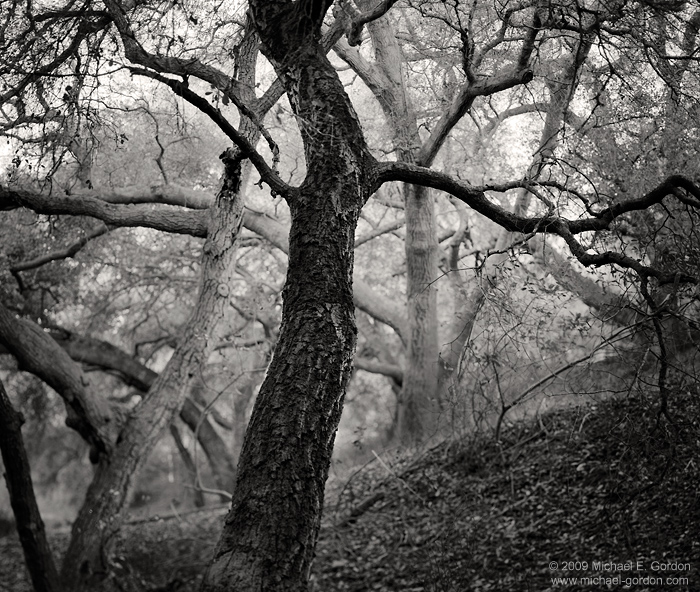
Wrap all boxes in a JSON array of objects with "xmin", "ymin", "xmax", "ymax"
[{"xmin": 2, "ymin": 391, "xmax": 699, "ymax": 591}]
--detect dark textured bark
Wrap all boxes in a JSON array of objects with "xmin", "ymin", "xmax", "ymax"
[
  {"xmin": 200, "ymin": 3, "xmax": 373, "ymax": 590},
  {"xmin": 202, "ymin": 193, "xmax": 362, "ymax": 590},
  {"xmin": 0, "ymin": 378, "xmax": 61, "ymax": 592}
]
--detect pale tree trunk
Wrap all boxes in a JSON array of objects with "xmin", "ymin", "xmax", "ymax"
[
  {"xmin": 57, "ymin": 20, "xmax": 267, "ymax": 588},
  {"xmin": 179, "ymin": 399, "xmax": 236, "ymax": 496},
  {"xmin": 401, "ymin": 182, "xmax": 440, "ymax": 440},
  {"xmin": 200, "ymin": 3, "xmax": 373, "ymax": 589},
  {"xmin": 59, "ymin": 155, "xmax": 244, "ymax": 589},
  {"xmin": 368, "ymin": 15, "xmax": 442, "ymax": 442},
  {"xmin": 336, "ymin": 13, "xmax": 442, "ymax": 441},
  {"xmin": 57, "ymin": 143, "xmax": 247, "ymax": 590},
  {"xmin": 436, "ymin": 200, "xmax": 479, "ymax": 409}
]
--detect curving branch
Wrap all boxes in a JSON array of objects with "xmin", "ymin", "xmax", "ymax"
[
  {"xmin": 101, "ymin": 0, "xmax": 245, "ymax": 102},
  {"xmin": 344, "ymin": 0, "xmax": 400, "ymax": 46},
  {"xmin": 417, "ymin": 65, "xmax": 534, "ymax": 167},
  {"xmin": 0, "ymin": 185, "xmax": 209, "ymax": 237},
  {"xmin": 354, "ymin": 357, "xmax": 403, "ymax": 383},
  {"xmin": 103, "ymin": 0, "xmax": 285, "ymax": 187},
  {"xmin": 0, "ymin": 12, "xmax": 110, "ymax": 105},
  {"xmin": 375, "ymin": 162, "xmax": 700, "ymax": 283},
  {"xmin": 0, "ymin": 182, "xmax": 409, "ymax": 339},
  {"xmin": 48, "ymin": 328, "xmax": 237, "ymax": 492},
  {"xmin": 11, "ymin": 223, "xmax": 110, "ymax": 273},
  {"xmin": 527, "ymin": 235, "xmax": 640, "ymax": 327},
  {"xmin": 84, "ymin": 184, "xmax": 213, "ymax": 209}
]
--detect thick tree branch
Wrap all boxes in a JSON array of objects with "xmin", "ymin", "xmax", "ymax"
[
  {"xmin": 418, "ymin": 65, "xmax": 534, "ymax": 166},
  {"xmin": 93, "ymin": 184, "xmax": 213, "ymax": 209},
  {"xmin": 48, "ymin": 328, "xmax": 237, "ymax": 490},
  {"xmin": 333, "ymin": 38, "xmax": 392, "ymax": 101},
  {"xmin": 354, "ymin": 357, "xmax": 403, "ymax": 383},
  {"xmin": 0, "ymin": 305, "xmax": 114, "ymax": 459},
  {"xmin": 0, "ymin": 186, "xmax": 209, "ymax": 236},
  {"xmin": 345, "ymin": 0, "xmax": 400, "ymax": 46},
  {"xmin": 101, "ymin": 0, "xmax": 246, "ymax": 102},
  {"xmin": 527, "ymin": 236, "xmax": 640, "ymax": 327},
  {"xmin": 376, "ymin": 163, "xmax": 700, "ymax": 283}
]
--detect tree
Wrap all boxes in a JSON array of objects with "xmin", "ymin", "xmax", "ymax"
[
  {"xmin": 0, "ymin": 377, "xmax": 60, "ymax": 592},
  {"xmin": 2, "ymin": 1, "xmax": 700, "ymax": 591}
]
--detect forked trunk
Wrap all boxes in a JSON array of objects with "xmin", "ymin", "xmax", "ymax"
[{"xmin": 59, "ymin": 159, "xmax": 245, "ymax": 591}]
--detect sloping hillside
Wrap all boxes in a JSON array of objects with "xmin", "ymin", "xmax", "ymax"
[
  {"xmin": 313, "ymin": 392, "xmax": 700, "ymax": 591},
  {"xmin": 1, "ymin": 391, "xmax": 699, "ymax": 591}
]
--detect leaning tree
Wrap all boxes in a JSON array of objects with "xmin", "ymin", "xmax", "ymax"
[{"xmin": 2, "ymin": 0, "xmax": 700, "ymax": 591}]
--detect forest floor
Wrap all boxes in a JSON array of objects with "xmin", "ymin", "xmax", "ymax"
[{"xmin": 1, "ymin": 390, "xmax": 699, "ymax": 591}]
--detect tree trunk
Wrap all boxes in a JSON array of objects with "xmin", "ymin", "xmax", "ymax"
[
  {"xmin": 59, "ymin": 156, "xmax": 245, "ymax": 591},
  {"xmin": 200, "ymin": 185, "xmax": 362, "ymax": 590},
  {"xmin": 200, "ymin": 3, "xmax": 372, "ymax": 589},
  {"xmin": 0, "ymin": 378, "xmax": 61, "ymax": 592},
  {"xmin": 337, "ymin": 13, "xmax": 442, "ymax": 442},
  {"xmin": 436, "ymin": 200, "xmax": 479, "ymax": 413},
  {"xmin": 56, "ymin": 19, "xmax": 271, "ymax": 586},
  {"xmin": 399, "ymin": 182, "xmax": 440, "ymax": 440}
]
